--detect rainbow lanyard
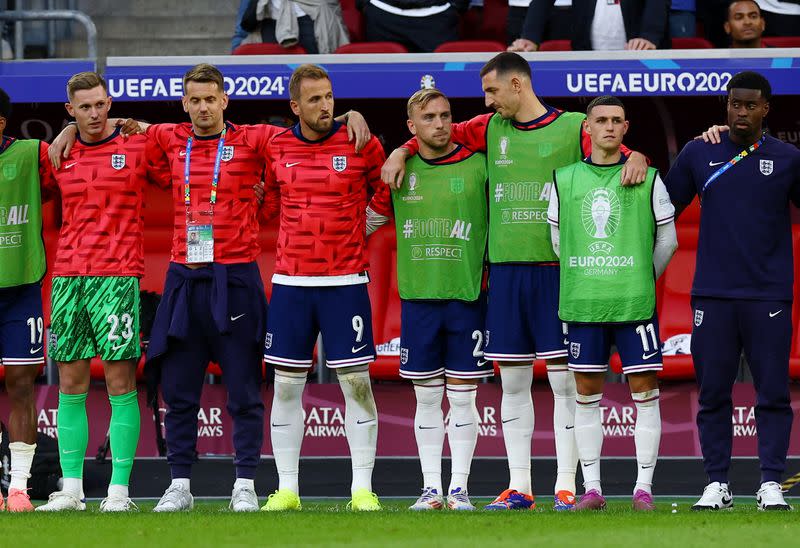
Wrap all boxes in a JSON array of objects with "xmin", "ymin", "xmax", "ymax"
[
  {"xmin": 702, "ymin": 133, "xmax": 766, "ymax": 194},
  {"xmin": 183, "ymin": 128, "xmax": 227, "ymax": 213}
]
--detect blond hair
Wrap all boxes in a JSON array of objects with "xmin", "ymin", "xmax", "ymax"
[
  {"xmin": 406, "ymin": 88, "xmax": 448, "ymax": 118},
  {"xmin": 289, "ymin": 64, "xmax": 330, "ymax": 101},
  {"xmin": 183, "ymin": 63, "xmax": 225, "ymax": 93},
  {"xmin": 66, "ymin": 72, "xmax": 107, "ymax": 100}
]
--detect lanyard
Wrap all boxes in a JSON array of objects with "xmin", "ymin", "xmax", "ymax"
[
  {"xmin": 702, "ymin": 133, "xmax": 766, "ymax": 194},
  {"xmin": 183, "ymin": 128, "xmax": 227, "ymax": 210}
]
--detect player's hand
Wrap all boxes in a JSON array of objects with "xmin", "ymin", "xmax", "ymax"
[
  {"xmin": 507, "ymin": 39, "xmax": 538, "ymax": 52},
  {"xmin": 697, "ymin": 125, "xmax": 729, "ymax": 144},
  {"xmin": 625, "ymin": 38, "xmax": 656, "ymax": 50},
  {"xmin": 49, "ymin": 123, "xmax": 79, "ymax": 169},
  {"xmin": 620, "ymin": 151, "xmax": 648, "ymax": 186},
  {"xmin": 345, "ymin": 110, "xmax": 371, "ymax": 153},
  {"xmin": 381, "ymin": 148, "xmax": 409, "ymax": 190},
  {"xmin": 114, "ymin": 117, "xmax": 147, "ymax": 137},
  {"xmin": 253, "ymin": 182, "xmax": 265, "ymax": 205}
]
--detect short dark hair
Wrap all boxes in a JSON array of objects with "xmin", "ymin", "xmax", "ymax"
[
  {"xmin": 183, "ymin": 63, "xmax": 225, "ymax": 93},
  {"xmin": 727, "ymin": 71, "xmax": 771, "ymax": 101},
  {"xmin": 0, "ymin": 87, "xmax": 10, "ymax": 119},
  {"xmin": 480, "ymin": 52, "xmax": 531, "ymax": 79},
  {"xmin": 586, "ymin": 95, "xmax": 625, "ymax": 117},
  {"xmin": 727, "ymin": 0, "xmax": 761, "ymax": 19}
]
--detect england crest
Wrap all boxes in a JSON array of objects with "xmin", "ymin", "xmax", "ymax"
[
  {"xmin": 759, "ymin": 159, "xmax": 773, "ymax": 176},
  {"xmin": 400, "ymin": 347, "xmax": 409, "ymax": 365},
  {"xmin": 264, "ymin": 332, "xmax": 273, "ymax": 349},
  {"xmin": 570, "ymin": 342, "xmax": 581, "ymax": 359},
  {"xmin": 694, "ymin": 309, "xmax": 704, "ymax": 327},
  {"xmin": 111, "ymin": 154, "xmax": 126, "ymax": 170},
  {"xmin": 332, "ymin": 155, "xmax": 347, "ymax": 172},
  {"xmin": 450, "ymin": 177, "xmax": 464, "ymax": 194},
  {"xmin": 221, "ymin": 146, "xmax": 234, "ymax": 162},
  {"xmin": 2, "ymin": 162, "xmax": 17, "ymax": 180}
]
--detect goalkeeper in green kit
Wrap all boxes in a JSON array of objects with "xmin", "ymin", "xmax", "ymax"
[{"xmin": 548, "ymin": 96, "xmax": 677, "ymax": 511}]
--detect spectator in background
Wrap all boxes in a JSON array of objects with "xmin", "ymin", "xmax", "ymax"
[
  {"xmin": 725, "ymin": 1, "xmax": 766, "ymax": 48},
  {"xmin": 670, "ymin": 0, "xmax": 697, "ymax": 38},
  {"xmin": 507, "ymin": 0, "xmax": 573, "ymax": 49},
  {"xmin": 755, "ymin": 0, "xmax": 800, "ymax": 37},
  {"xmin": 236, "ymin": 0, "xmax": 350, "ymax": 54},
  {"xmin": 509, "ymin": 0, "xmax": 670, "ymax": 52},
  {"xmin": 232, "ymin": 0, "xmax": 251, "ymax": 52},
  {"xmin": 356, "ymin": 0, "xmax": 470, "ymax": 52}
]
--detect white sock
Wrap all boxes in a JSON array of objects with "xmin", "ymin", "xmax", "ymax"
[
  {"xmin": 575, "ymin": 393, "xmax": 603, "ymax": 494},
  {"xmin": 8, "ymin": 442, "xmax": 36, "ymax": 491},
  {"xmin": 499, "ymin": 365, "xmax": 534, "ymax": 495},
  {"xmin": 234, "ymin": 477, "xmax": 255, "ymax": 491},
  {"xmin": 270, "ymin": 369, "xmax": 308, "ymax": 495},
  {"xmin": 446, "ymin": 384, "xmax": 479, "ymax": 494},
  {"xmin": 413, "ymin": 379, "xmax": 445, "ymax": 494},
  {"xmin": 108, "ymin": 484, "xmax": 129, "ymax": 499},
  {"xmin": 338, "ymin": 369, "xmax": 378, "ymax": 495},
  {"xmin": 632, "ymin": 389, "xmax": 661, "ymax": 495},
  {"xmin": 547, "ymin": 368, "xmax": 578, "ymax": 494},
  {"xmin": 63, "ymin": 477, "xmax": 84, "ymax": 497},
  {"xmin": 170, "ymin": 478, "xmax": 190, "ymax": 491}
]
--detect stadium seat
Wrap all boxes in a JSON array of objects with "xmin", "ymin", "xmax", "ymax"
[
  {"xmin": 335, "ymin": 42, "xmax": 409, "ymax": 54},
  {"xmin": 434, "ymin": 40, "xmax": 506, "ymax": 53},
  {"xmin": 788, "ymin": 226, "xmax": 800, "ymax": 379},
  {"xmin": 340, "ymin": 0, "xmax": 365, "ymax": 42},
  {"xmin": 539, "ymin": 40, "xmax": 572, "ymax": 51},
  {"xmin": 671, "ymin": 37, "xmax": 714, "ymax": 49},
  {"xmin": 479, "ymin": 0, "xmax": 509, "ymax": 44},
  {"xmin": 232, "ymin": 43, "xmax": 308, "ymax": 55},
  {"xmin": 762, "ymin": 36, "xmax": 800, "ymax": 48}
]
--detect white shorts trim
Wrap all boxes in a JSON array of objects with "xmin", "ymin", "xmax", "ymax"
[
  {"xmin": 400, "ymin": 367, "xmax": 446, "ymax": 380},
  {"xmin": 621, "ymin": 363, "xmax": 663, "ymax": 374},
  {"xmin": 536, "ymin": 349, "xmax": 569, "ymax": 359},
  {"xmin": 444, "ymin": 368, "xmax": 494, "ymax": 379},
  {"xmin": 264, "ymin": 355, "xmax": 313, "ymax": 368},
  {"xmin": 272, "ymin": 272, "xmax": 368, "ymax": 287},
  {"xmin": 1, "ymin": 357, "xmax": 45, "ymax": 365},
  {"xmin": 568, "ymin": 363, "xmax": 608, "ymax": 373},
  {"xmin": 327, "ymin": 355, "xmax": 375, "ymax": 368},
  {"xmin": 484, "ymin": 352, "xmax": 535, "ymax": 362}
]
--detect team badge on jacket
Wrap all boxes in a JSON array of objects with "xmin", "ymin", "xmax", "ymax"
[
  {"xmin": 759, "ymin": 159, "xmax": 773, "ymax": 176},
  {"xmin": 221, "ymin": 146, "xmax": 234, "ymax": 162},
  {"xmin": 332, "ymin": 155, "xmax": 347, "ymax": 172},
  {"xmin": 694, "ymin": 309, "xmax": 704, "ymax": 327},
  {"xmin": 111, "ymin": 154, "xmax": 126, "ymax": 170}
]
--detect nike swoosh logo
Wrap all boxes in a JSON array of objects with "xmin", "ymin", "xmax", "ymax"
[
  {"xmin": 63, "ymin": 449, "xmax": 80, "ymax": 454},
  {"xmin": 271, "ymin": 423, "xmax": 290, "ymax": 428},
  {"xmin": 708, "ymin": 161, "xmax": 725, "ymax": 167},
  {"xmin": 230, "ymin": 314, "xmax": 246, "ymax": 321},
  {"xmin": 418, "ymin": 425, "xmax": 438, "ymax": 430},
  {"xmin": 114, "ymin": 457, "xmax": 132, "ymax": 464},
  {"xmin": 357, "ymin": 419, "xmax": 376, "ymax": 425},
  {"xmin": 179, "ymin": 150, "xmax": 187, "ymax": 157},
  {"xmin": 477, "ymin": 360, "xmax": 488, "ymax": 367},
  {"xmin": 565, "ymin": 425, "xmax": 575, "ymax": 430},
  {"xmin": 455, "ymin": 423, "xmax": 473, "ymax": 428},
  {"xmin": 641, "ymin": 465, "xmax": 653, "ymax": 469},
  {"xmin": 30, "ymin": 347, "xmax": 42, "ymax": 354},
  {"xmin": 63, "ymin": 162, "xmax": 77, "ymax": 169},
  {"xmin": 111, "ymin": 343, "xmax": 128, "ymax": 351},
  {"xmin": 642, "ymin": 351, "xmax": 659, "ymax": 360},
  {"xmin": 583, "ymin": 461, "xmax": 596, "ymax": 467},
  {"xmin": 285, "ymin": 162, "xmax": 301, "ymax": 168},
  {"xmin": 769, "ymin": 310, "xmax": 782, "ymax": 318},
  {"xmin": 502, "ymin": 417, "xmax": 520, "ymax": 424},
  {"xmin": 351, "ymin": 344, "xmax": 368, "ymax": 353}
]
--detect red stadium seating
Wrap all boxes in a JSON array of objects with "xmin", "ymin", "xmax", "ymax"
[
  {"xmin": 232, "ymin": 43, "xmax": 307, "ymax": 55},
  {"xmin": 671, "ymin": 37, "xmax": 714, "ymax": 49},
  {"xmin": 538, "ymin": 40, "xmax": 572, "ymax": 51},
  {"xmin": 434, "ymin": 40, "xmax": 506, "ymax": 53},
  {"xmin": 788, "ymin": 226, "xmax": 800, "ymax": 379},
  {"xmin": 335, "ymin": 42, "xmax": 409, "ymax": 54},
  {"xmin": 340, "ymin": 0, "xmax": 365, "ymax": 42},
  {"xmin": 762, "ymin": 36, "xmax": 800, "ymax": 48}
]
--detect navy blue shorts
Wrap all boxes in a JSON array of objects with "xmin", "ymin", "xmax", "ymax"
[
  {"xmin": 0, "ymin": 283, "xmax": 45, "ymax": 367},
  {"xmin": 567, "ymin": 313, "xmax": 663, "ymax": 374},
  {"xmin": 264, "ymin": 283, "xmax": 375, "ymax": 369},
  {"xmin": 399, "ymin": 296, "xmax": 492, "ymax": 380},
  {"xmin": 484, "ymin": 263, "xmax": 567, "ymax": 364}
]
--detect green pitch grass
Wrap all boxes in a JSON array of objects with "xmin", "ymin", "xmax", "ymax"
[{"xmin": 8, "ymin": 498, "xmax": 799, "ymax": 547}]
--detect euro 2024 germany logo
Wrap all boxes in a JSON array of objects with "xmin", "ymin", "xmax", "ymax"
[{"xmin": 582, "ymin": 187, "xmax": 620, "ymax": 255}]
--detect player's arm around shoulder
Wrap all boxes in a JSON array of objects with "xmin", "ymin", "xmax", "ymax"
[{"xmin": 364, "ymin": 136, "xmax": 392, "ymax": 234}]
